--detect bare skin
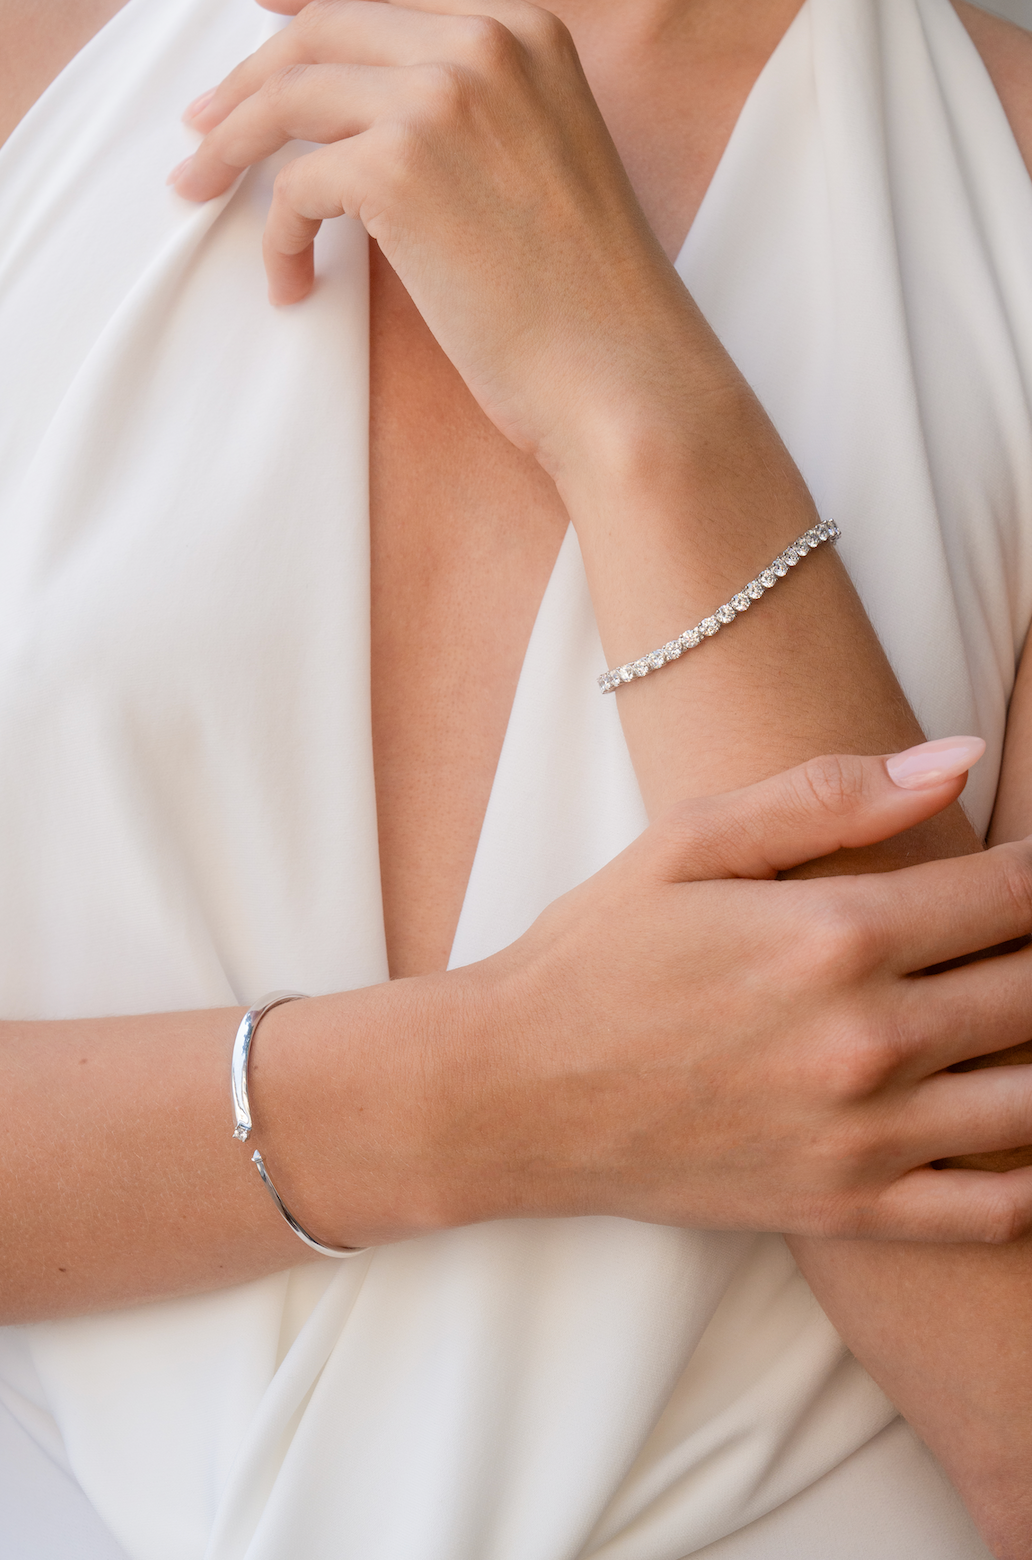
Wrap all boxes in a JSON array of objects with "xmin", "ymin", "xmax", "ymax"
[
  {"xmin": 0, "ymin": 0, "xmax": 129, "ymax": 145},
  {"xmin": 4, "ymin": 1, "xmax": 1032, "ymax": 1555},
  {"xmin": 373, "ymin": 0, "xmax": 1032, "ymax": 978},
  {"xmin": 370, "ymin": 0, "xmax": 807, "ymax": 976}
]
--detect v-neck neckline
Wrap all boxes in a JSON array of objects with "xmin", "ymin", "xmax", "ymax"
[{"xmin": 444, "ymin": 2, "xmax": 813, "ymax": 970}]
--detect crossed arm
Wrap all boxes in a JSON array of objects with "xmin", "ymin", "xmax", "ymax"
[
  {"xmin": 172, "ymin": 4, "xmax": 1032, "ymax": 1550},
  {"xmin": 2, "ymin": 2, "xmax": 1032, "ymax": 1555}
]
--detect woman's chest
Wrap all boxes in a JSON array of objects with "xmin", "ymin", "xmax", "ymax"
[
  {"xmin": 368, "ymin": 248, "xmax": 569, "ymax": 977},
  {"xmin": 0, "ymin": 0, "xmax": 130, "ymax": 148}
]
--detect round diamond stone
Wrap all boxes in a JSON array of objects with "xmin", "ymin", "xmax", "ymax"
[
  {"xmin": 759, "ymin": 568, "xmax": 777, "ymax": 588},
  {"xmin": 746, "ymin": 580, "xmax": 764, "ymax": 599},
  {"xmin": 715, "ymin": 603, "xmax": 736, "ymax": 624},
  {"xmin": 772, "ymin": 558, "xmax": 789, "ymax": 577},
  {"xmin": 827, "ymin": 519, "xmax": 841, "ymax": 539},
  {"xmin": 633, "ymin": 659, "xmax": 650, "ymax": 677},
  {"xmin": 794, "ymin": 540, "xmax": 810, "ymax": 556},
  {"xmin": 620, "ymin": 664, "xmax": 636, "ymax": 683},
  {"xmin": 681, "ymin": 627, "xmax": 702, "ymax": 649},
  {"xmin": 816, "ymin": 523, "xmax": 829, "ymax": 541},
  {"xmin": 646, "ymin": 649, "xmax": 665, "ymax": 670},
  {"xmin": 700, "ymin": 616, "xmax": 720, "ymax": 636},
  {"xmin": 731, "ymin": 593, "xmax": 751, "ymax": 613},
  {"xmin": 664, "ymin": 640, "xmax": 682, "ymax": 660},
  {"xmin": 782, "ymin": 547, "xmax": 800, "ymax": 565}
]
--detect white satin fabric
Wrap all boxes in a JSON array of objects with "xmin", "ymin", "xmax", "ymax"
[{"xmin": 0, "ymin": 0, "xmax": 1027, "ymax": 1556}]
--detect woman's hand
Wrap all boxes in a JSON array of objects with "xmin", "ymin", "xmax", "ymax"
[
  {"xmin": 406, "ymin": 739, "xmax": 1032, "ymax": 1246},
  {"xmin": 170, "ymin": 0, "xmax": 704, "ymax": 476}
]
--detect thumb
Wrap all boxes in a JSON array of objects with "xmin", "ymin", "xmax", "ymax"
[{"xmin": 663, "ymin": 736, "xmax": 985, "ymax": 881}]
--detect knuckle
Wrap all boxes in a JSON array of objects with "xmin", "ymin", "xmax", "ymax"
[
  {"xmin": 416, "ymin": 61, "xmax": 475, "ymax": 123},
  {"xmin": 520, "ymin": 5, "xmax": 572, "ymax": 53},
  {"xmin": 459, "ymin": 14, "xmax": 520, "ymax": 69},
  {"xmin": 852, "ymin": 1007, "xmax": 913, "ymax": 1089},
  {"xmin": 795, "ymin": 752, "xmax": 870, "ymax": 821},
  {"xmin": 834, "ymin": 1032, "xmax": 899, "ymax": 1100},
  {"xmin": 803, "ymin": 882, "xmax": 880, "ymax": 978}
]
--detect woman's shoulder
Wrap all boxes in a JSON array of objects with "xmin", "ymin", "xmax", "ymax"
[{"xmin": 955, "ymin": 2, "xmax": 1032, "ymax": 178}]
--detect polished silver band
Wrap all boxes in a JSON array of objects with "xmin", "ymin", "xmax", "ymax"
[
  {"xmin": 598, "ymin": 519, "xmax": 841, "ymax": 693},
  {"xmin": 231, "ymin": 991, "xmax": 367, "ymax": 1260}
]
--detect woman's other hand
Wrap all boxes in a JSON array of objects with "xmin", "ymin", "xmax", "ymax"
[
  {"xmin": 393, "ymin": 737, "xmax": 1032, "ymax": 1248},
  {"xmin": 169, "ymin": 0, "xmax": 708, "ymax": 478},
  {"xmin": 235, "ymin": 736, "xmax": 1032, "ymax": 1255}
]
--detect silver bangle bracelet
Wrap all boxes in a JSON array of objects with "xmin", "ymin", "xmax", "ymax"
[
  {"xmin": 231, "ymin": 991, "xmax": 367, "ymax": 1260},
  {"xmin": 598, "ymin": 519, "xmax": 841, "ymax": 693}
]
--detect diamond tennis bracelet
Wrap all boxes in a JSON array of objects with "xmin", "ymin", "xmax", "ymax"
[{"xmin": 598, "ymin": 520, "xmax": 841, "ymax": 694}]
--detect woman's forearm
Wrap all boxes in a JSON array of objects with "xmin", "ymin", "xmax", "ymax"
[
  {"xmin": 552, "ymin": 319, "xmax": 1032, "ymax": 1555},
  {"xmin": 787, "ymin": 1233, "xmax": 1032, "ymax": 1560},
  {"xmin": 10, "ymin": 758, "xmax": 1032, "ymax": 1327},
  {"xmin": 552, "ymin": 310, "xmax": 976, "ymax": 847},
  {"xmin": 0, "ymin": 981, "xmax": 479, "ymax": 1320}
]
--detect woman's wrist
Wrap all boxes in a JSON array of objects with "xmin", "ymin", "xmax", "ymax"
[
  {"xmin": 535, "ymin": 286, "xmax": 745, "ymax": 496},
  {"xmin": 246, "ymin": 966, "xmax": 520, "ymax": 1250},
  {"xmin": 547, "ymin": 397, "xmax": 822, "ymax": 693}
]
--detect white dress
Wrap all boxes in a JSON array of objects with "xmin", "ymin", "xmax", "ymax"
[{"xmin": 0, "ymin": 0, "xmax": 1029, "ymax": 1555}]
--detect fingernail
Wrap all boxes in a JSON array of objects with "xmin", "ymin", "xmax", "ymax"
[
  {"xmin": 885, "ymin": 735, "xmax": 986, "ymax": 790},
  {"xmin": 183, "ymin": 88, "xmax": 215, "ymax": 122},
  {"xmin": 166, "ymin": 156, "xmax": 193, "ymax": 186}
]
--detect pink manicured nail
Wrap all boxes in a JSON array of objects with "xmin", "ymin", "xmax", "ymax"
[
  {"xmin": 183, "ymin": 88, "xmax": 216, "ymax": 122},
  {"xmin": 885, "ymin": 735, "xmax": 986, "ymax": 790},
  {"xmin": 166, "ymin": 156, "xmax": 193, "ymax": 186}
]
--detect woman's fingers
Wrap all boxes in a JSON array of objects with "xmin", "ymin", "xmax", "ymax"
[
  {"xmin": 175, "ymin": 63, "xmax": 393, "ymax": 202},
  {"xmin": 851, "ymin": 845, "xmax": 1032, "ymax": 972},
  {"xmin": 262, "ymin": 142, "xmax": 355, "ymax": 303},
  {"xmin": 371, "ymin": 0, "xmax": 561, "ymax": 33},
  {"xmin": 189, "ymin": 2, "xmax": 498, "ymax": 135},
  {"xmin": 173, "ymin": 0, "xmax": 644, "ymax": 453},
  {"xmin": 257, "ymin": 0, "xmax": 551, "ymax": 30},
  {"xmin": 896, "ymin": 946, "xmax": 1032, "ymax": 1074},
  {"xmin": 846, "ymin": 1165, "xmax": 1032, "ymax": 1244},
  {"xmin": 902, "ymin": 1066, "xmax": 1032, "ymax": 1161},
  {"xmin": 658, "ymin": 741, "xmax": 983, "ymax": 884},
  {"xmin": 657, "ymin": 739, "xmax": 1032, "ymax": 973}
]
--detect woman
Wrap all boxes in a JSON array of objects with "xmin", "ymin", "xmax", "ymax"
[{"xmin": 1, "ymin": 0, "xmax": 1031, "ymax": 1556}]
